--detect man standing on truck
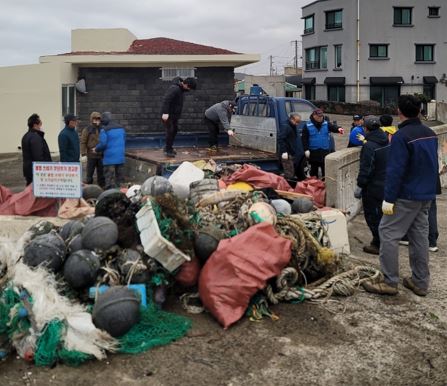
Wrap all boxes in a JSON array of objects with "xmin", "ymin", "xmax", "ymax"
[
  {"xmin": 204, "ymin": 100, "xmax": 236, "ymax": 152},
  {"xmin": 278, "ymin": 113, "xmax": 306, "ymax": 181},
  {"xmin": 302, "ymin": 109, "xmax": 344, "ymax": 177},
  {"xmin": 160, "ymin": 77, "xmax": 197, "ymax": 158}
]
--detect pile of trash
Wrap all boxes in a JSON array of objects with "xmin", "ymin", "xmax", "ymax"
[{"xmin": 0, "ymin": 161, "xmax": 380, "ymax": 366}]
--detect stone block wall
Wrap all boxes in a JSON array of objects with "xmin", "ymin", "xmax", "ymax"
[{"xmin": 76, "ymin": 67, "xmax": 235, "ymax": 135}]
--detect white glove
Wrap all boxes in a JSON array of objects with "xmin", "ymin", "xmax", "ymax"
[
  {"xmin": 382, "ymin": 201, "xmax": 395, "ymax": 215},
  {"xmin": 227, "ymin": 129, "xmax": 235, "ymax": 137},
  {"xmin": 304, "ymin": 150, "xmax": 310, "ymax": 159},
  {"xmin": 356, "ymin": 133, "xmax": 366, "ymax": 143},
  {"xmin": 80, "ymin": 155, "xmax": 88, "ymax": 163},
  {"xmin": 338, "ymin": 127, "xmax": 345, "ymax": 135},
  {"xmin": 281, "ymin": 152, "xmax": 288, "ymax": 160},
  {"xmin": 161, "ymin": 114, "xmax": 169, "ymax": 121}
]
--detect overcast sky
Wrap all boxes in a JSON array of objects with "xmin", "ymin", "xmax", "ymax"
[{"xmin": 0, "ymin": 0, "xmax": 308, "ymax": 75}]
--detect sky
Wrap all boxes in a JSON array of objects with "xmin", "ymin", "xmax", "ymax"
[{"xmin": 0, "ymin": 0, "xmax": 308, "ymax": 75}]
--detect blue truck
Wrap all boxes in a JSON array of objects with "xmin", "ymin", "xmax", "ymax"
[{"xmin": 125, "ymin": 95, "xmax": 324, "ymax": 179}]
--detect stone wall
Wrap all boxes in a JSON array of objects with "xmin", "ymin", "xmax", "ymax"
[
  {"xmin": 76, "ymin": 67, "xmax": 235, "ymax": 135},
  {"xmin": 325, "ymin": 124, "xmax": 447, "ymax": 220},
  {"xmin": 313, "ymin": 100, "xmax": 397, "ymax": 116}
]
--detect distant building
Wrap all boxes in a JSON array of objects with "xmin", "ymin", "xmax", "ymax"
[
  {"xmin": 0, "ymin": 29, "xmax": 259, "ymax": 154},
  {"xmin": 301, "ymin": 0, "xmax": 445, "ymax": 106},
  {"xmin": 235, "ymin": 72, "xmax": 303, "ymax": 98}
]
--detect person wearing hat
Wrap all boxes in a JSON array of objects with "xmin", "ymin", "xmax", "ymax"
[
  {"xmin": 160, "ymin": 76, "xmax": 197, "ymax": 158},
  {"xmin": 21, "ymin": 113, "xmax": 52, "ymax": 185},
  {"xmin": 80, "ymin": 112, "xmax": 105, "ymax": 187},
  {"xmin": 348, "ymin": 114, "xmax": 365, "ymax": 147},
  {"xmin": 58, "ymin": 114, "xmax": 80, "ymax": 162},
  {"xmin": 204, "ymin": 100, "xmax": 236, "ymax": 152},
  {"xmin": 354, "ymin": 116, "xmax": 390, "ymax": 255},
  {"xmin": 302, "ymin": 108, "xmax": 344, "ymax": 177}
]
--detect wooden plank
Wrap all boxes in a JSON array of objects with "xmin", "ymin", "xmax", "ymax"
[{"xmin": 274, "ymin": 190, "xmax": 313, "ymax": 200}]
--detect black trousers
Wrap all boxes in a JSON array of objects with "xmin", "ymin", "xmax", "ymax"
[
  {"xmin": 362, "ymin": 190, "xmax": 383, "ymax": 247},
  {"xmin": 428, "ymin": 199, "xmax": 438, "ymax": 247},
  {"xmin": 104, "ymin": 164, "xmax": 125, "ymax": 190},
  {"xmin": 86, "ymin": 157, "xmax": 105, "ymax": 187},
  {"xmin": 163, "ymin": 118, "xmax": 179, "ymax": 152},
  {"xmin": 309, "ymin": 161, "xmax": 325, "ymax": 178},
  {"xmin": 204, "ymin": 117, "xmax": 220, "ymax": 147}
]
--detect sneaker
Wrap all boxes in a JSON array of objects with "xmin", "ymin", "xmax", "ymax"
[
  {"xmin": 363, "ymin": 244, "xmax": 379, "ymax": 255},
  {"xmin": 399, "ymin": 240, "xmax": 409, "ymax": 246},
  {"xmin": 362, "ymin": 280, "xmax": 398, "ymax": 295},
  {"xmin": 429, "ymin": 246, "xmax": 439, "ymax": 252},
  {"xmin": 164, "ymin": 150, "xmax": 176, "ymax": 158},
  {"xmin": 402, "ymin": 277, "xmax": 427, "ymax": 297}
]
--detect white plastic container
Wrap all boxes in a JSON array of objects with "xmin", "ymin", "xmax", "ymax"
[
  {"xmin": 168, "ymin": 161, "xmax": 204, "ymax": 199},
  {"xmin": 317, "ymin": 207, "xmax": 350, "ymax": 255},
  {"xmin": 136, "ymin": 203, "xmax": 191, "ymax": 272}
]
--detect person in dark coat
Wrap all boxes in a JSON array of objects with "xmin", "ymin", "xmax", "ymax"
[
  {"xmin": 58, "ymin": 114, "xmax": 80, "ymax": 162},
  {"xmin": 94, "ymin": 112, "xmax": 126, "ymax": 189},
  {"xmin": 278, "ymin": 113, "xmax": 306, "ymax": 181},
  {"xmin": 204, "ymin": 100, "xmax": 236, "ymax": 151},
  {"xmin": 21, "ymin": 113, "xmax": 52, "ymax": 185},
  {"xmin": 301, "ymin": 108, "xmax": 344, "ymax": 177},
  {"xmin": 354, "ymin": 116, "xmax": 390, "ymax": 255},
  {"xmin": 160, "ymin": 77, "xmax": 197, "ymax": 157}
]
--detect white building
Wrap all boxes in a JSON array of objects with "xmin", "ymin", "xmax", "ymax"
[{"xmin": 301, "ymin": 0, "xmax": 446, "ymax": 106}]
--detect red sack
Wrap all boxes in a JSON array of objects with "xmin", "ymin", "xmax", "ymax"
[
  {"xmin": 0, "ymin": 184, "xmax": 58, "ymax": 216},
  {"xmin": 221, "ymin": 164, "xmax": 292, "ymax": 192},
  {"xmin": 175, "ymin": 258, "xmax": 201, "ymax": 288},
  {"xmin": 294, "ymin": 177, "xmax": 326, "ymax": 208},
  {"xmin": 198, "ymin": 223, "xmax": 292, "ymax": 329}
]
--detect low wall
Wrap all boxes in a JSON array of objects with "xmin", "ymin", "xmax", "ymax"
[
  {"xmin": 437, "ymin": 102, "xmax": 447, "ymax": 124},
  {"xmin": 325, "ymin": 124, "xmax": 447, "ymax": 219},
  {"xmin": 313, "ymin": 100, "xmax": 397, "ymax": 116},
  {"xmin": 0, "ymin": 216, "xmax": 67, "ymax": 240}
]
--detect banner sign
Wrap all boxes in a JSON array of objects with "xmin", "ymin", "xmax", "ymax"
[{"xmin": 33, "ymin": 162, "xmax": 82, "ymax": 198}]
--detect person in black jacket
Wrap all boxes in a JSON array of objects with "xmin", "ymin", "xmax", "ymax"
[
  {"xmin": 354, "ymin": 116, "xmax": 390, "ymax": 255},
  {"xmin": 278, "ymin": 113, "xmax": 306, "ymax": 181},
  {"xmin": 160, "ymin": 77, "xmax": 197, "ymax": 157},
  {"xmin": 21, "ymin": 113, "xmax": 52, "ymax": 185}
]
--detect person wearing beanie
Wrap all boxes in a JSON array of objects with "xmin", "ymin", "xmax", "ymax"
[
  {"xmin": 21, "ymin": 113, "xmax": 52, "ymax": 185},
  {"xmin": 94, "ymin": 112, "xmax": 126, "ymax": 189},
  {"xmin": 80, "ymin": 112, "xmax": 105, "ymax": 187},
  {"xmin": 160, "ymin": 76, "xmax": 197, "ymax": 158},
  {"xmin": 58, "ymin": 114, "xmax": 80, "ymax": 162},
  {"xmin": 354, "ymin": 116, "xmax": 390, "ymax": 255}
]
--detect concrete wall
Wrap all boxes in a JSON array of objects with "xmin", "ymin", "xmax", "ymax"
[
  {"xmin": 77, "ymin": 66, "xmax": 235, "ymax": 134},
  {"xmin": 437, "ymin": 102, "xmax": 447, "ymax": 124},
  {"xmin": 325, "ymin": 124, "xmax": 447, "ymax": 219},
  {"xmin": 0, "ymin": 62, "xmax": 76, "ymax": 154},
  {"xmin": 242, "ymin": 75, "xmax": 286, "ymax": 97}
]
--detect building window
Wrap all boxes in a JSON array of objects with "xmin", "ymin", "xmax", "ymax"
[
  {"xmin": 327, "ymin": 86, "xmax": 345, "ymax": 102},
  {"xmin": 161, "ymin": 68, "xmax": 195, "ymax": 80},
  {"xmin": 305, "ymin": 46, "xmax": 327, "ymax": 70},
  {"xmin": 428, "ymin": 7, "xmax": 440, "ymax": 17},
  {"xmin": 334, "ymin": 45, "xmax": 342, "ymax": 68},
  {"xmin": 416, "ymin": 45, "xmax": 434, "ymax": 62},
  {"xmin": 369, "ymin": 44, "xmax": 388, "ymax": 58},
  {"xmin": 370, "ymin": 85, "xmax": 401, "ymax": 107},
  {"xmin": 62, "ymin": 85, "xmax": 75, "ymax": 117},
  {"xmin": 394, "ymin": 7, "xmax": 412, "ymax": 25},
  {"xmin": 325, "ymin": 10, "xmax": 342, "ymax": 29},
  {"xmin": 305, "ymin": 85, "xmax": 316, "ymax": 100},
  {"xmin": 304, "ymin": 15, "xmax": 314, "ymax": 34}
]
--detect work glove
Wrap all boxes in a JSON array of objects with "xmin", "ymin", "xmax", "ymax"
[
  {"xmin": 354, "ymin": 186, "xmax": 362, "ymax": 199},
  {"xmin": 281, "ymin": 152, "xmax": 288, "ymax": 160},
  {"xmin": 80, "ymin": 155, "xmax": 88, "ymax": 163},
  {"xmin": 227, "ymin": 129, "xmax": 235, "ymax": 137},
  {"xmin": 161, "ymin": 114, "xmax": 169, "ymax": 121},
  {"xmin": 338, "ymin": 127, "xmax": 345, "ymax": 135},
  {"xmin": 382, "ymin": 201, "xmax": 395, "ymax": 215},
  {"xmin": 356, "ymin": 133, "xmax": 366, "ymax": 144},
  {"xmin": 304, "ymin": 150, "xmax": 310, "ymax": 159}
]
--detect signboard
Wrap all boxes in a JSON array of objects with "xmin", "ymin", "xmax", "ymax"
[{"xmin": 33, "ymin": 162, "xmax": 82, "ymax": 198}]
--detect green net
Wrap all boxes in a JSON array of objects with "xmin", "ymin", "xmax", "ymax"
[
  {"xmin": 0, "ymin": 287, "xmax": 31, "ymax": 339},
  {"xmin": 118, "ymin": 305, "xmax": 191, "ymax": 354},
  {"xmin": 34, "ymin": 319, "xmax": 64, "ymax": 367}
]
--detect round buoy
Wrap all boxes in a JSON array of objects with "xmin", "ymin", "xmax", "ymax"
[
  {"xmin": 92, "ymin": 286, "xmax": 140, "ymax": 337},
  {"xmin": 292, "ymin": 198, "xmax": 314, "ymax": 213},
  {"xmin": 23, "ymin": 232, "xmax": 66, "ymax": 272},
  {"xmin": 247, "ymin": 202, "xmax": 277, "ymax": 226},
  {"xmin": 82, "ymin": 184, "xmax": 104, "ymax": 201},
  {"xmin": 117, "ymin": 249, "xmax": 150, "ymax": 284},
  {"xmin": 270, "ymin": 199, "xmax": 292, "ymax": 215},
  {"xmin": 63, "ymin": 250, "xmax": 100, "ymax": 289},
  {"xmin": 81, "ymin": 217, "xmax": 118, "ymax": 251},
  {"xmin": 194, "ymin": 227, "xmax": 224, "ymax": 264},
  {"xmin": 59, "ymin": 220, "xmax": 84, "ymax": 241},
  {"xmin": 140, "ymin": 176, "xmax": 173, "ymax": 196}
]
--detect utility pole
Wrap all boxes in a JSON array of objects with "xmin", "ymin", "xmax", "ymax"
[
  {"xmin": 269, "ymin": 55, "xmax": 274, "ymax": 76},
  {"xmin": 290, "ymin": 40, "xmax": 302, "ymax": 73}
]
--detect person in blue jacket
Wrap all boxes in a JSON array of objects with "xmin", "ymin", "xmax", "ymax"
[
  {"xmin": 348, "ymin": 114, "xmax": 365, "ymax": 147},
  {"xmin": 58, "ymin": 114, "xmax": 80, "ymax": 162},
  {"xmin": 301, "ymin": 108, "xmax": 344, "ymax": 177},
  {"xmin": 363, "ymin": 95, "xmax": 438, "ymax": 297},
  {"xmin": 94, "ymin": 112, "xmax": 126, "ymax": 189}
]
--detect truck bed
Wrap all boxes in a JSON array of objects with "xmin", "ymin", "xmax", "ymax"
[{"xmin": 126, "ymin": 145, "xmax": 278, "ymax": 176}]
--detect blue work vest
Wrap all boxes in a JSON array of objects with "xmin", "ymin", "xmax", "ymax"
[{"xmin": 307, "ymin": 121, "xmax": 330, "ymax": 150}]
